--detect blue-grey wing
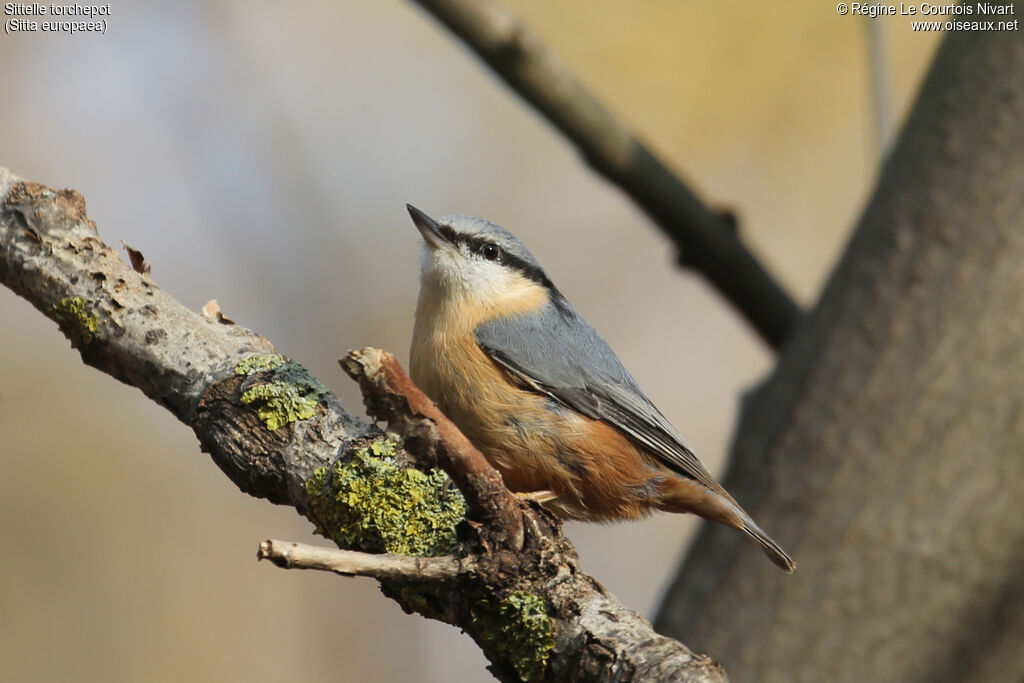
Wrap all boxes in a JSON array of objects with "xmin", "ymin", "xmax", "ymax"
[{"xmin": 474, "ymin": 297, "xmax": 721, "ymax": 491}]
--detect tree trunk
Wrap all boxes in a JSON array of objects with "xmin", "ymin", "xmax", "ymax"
[{"xmin": 656, "ymin": 29, "xmax": 1024, "ymax": 683}]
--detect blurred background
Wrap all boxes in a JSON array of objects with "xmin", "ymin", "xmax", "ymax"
[{"xmin": 0, "ymin": 2, "xmax": 940, "ymax": 681}]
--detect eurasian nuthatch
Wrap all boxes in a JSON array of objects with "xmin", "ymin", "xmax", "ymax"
[{"xmin": 407, "ymin": 205, "xmax": 794, "ymax": 572}]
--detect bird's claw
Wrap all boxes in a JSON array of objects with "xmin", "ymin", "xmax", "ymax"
[{"xmin": 514, "ymin": 490, "xmax": 558, "ymax": 505}]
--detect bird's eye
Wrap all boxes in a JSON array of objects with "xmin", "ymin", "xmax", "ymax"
[{"xmin": 482, "ymin": 243, "xmax": 501, "ymax": 261}]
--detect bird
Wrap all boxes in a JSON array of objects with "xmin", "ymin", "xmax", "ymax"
[{"xmin": 406, "ymin": 205, "xmax": 795, "ymax": 572}]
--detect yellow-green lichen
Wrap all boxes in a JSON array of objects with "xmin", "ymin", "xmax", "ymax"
[
  {"xmin": 241, "ymin": 380, "xmax": 325, "ymax": 431},
  {"xmin": 235, "ymin": 354, "xmax": 285, "ymax": 376},
  {"xmin": 50, "ymin": 296, "xmax": 98, "ymax": 345},
  {"xmin": 474, "ymin": 591, "xmax": 555, "ymax": 683},
  {"xmin": 399, "ymin": 583, "xmax": 445, "ymax": 621},
  {"xmin": 306, "ymin": 438, "xmax": 467, "ymax": 557},
  {"xmin": 236, "ymin": 356, "xmax": 328, "ymax": 431}
]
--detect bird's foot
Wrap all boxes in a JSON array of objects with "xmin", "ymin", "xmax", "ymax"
[{"xmin": 514, "ymin": 490, "xmax": 558, "ymax": 505}]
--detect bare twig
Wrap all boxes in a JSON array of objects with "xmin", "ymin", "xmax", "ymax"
[
  {"xmin": 258, "ymin": 540, "xmax": 462, "ymax": 581},
  {"xmin": 408, "ymin": 0, "xmax": 801, "ymax": 349},
  {"xmin": 864, "ymin": 18, "xmax": 892, "ymax": 157}
]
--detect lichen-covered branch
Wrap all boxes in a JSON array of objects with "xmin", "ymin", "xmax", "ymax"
[
  {"xmin": 408, "ymin": 0, "xmax": 801, "ymax": 349},
  {"xmin": 0, "ymin": 167, "xmax": 726, "ymax": 683}
]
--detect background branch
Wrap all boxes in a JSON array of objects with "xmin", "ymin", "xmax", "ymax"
[
  {"xmin": 409, "ymin": 0, "xmax": 801, "ymax": 349},
  {"xmin": 0, "ymin": 167, "xmax": 725, "ymax": 683}
]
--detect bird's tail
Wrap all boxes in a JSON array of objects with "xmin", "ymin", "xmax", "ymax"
[
  {"xmin": 741, "ymin": 518, "xmax": 796, "ymax": 573},
  {"xmin": 653, "ymin": 475, "xmax": 796, "ymax": 572}
]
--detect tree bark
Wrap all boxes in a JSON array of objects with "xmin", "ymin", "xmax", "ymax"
[{"xmin": 656, "ymin": 29, "xmax": 1024, "ymax": 683}]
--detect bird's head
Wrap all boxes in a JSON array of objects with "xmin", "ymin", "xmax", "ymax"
[{"xmin": 407, "ymin": 205, "xmax": 557, "ymax": 314}]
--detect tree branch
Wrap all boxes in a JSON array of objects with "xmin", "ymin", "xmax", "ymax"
[
  {"xmin": 0, "ymin": 167, "xmax": 726, "ymax": 683},
  {"xmin": 408, "ymin": 0, "xmax": 801, "ymax": 349}
]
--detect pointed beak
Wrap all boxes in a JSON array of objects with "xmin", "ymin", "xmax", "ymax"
[{"xmin": 407, "ymin": 204, "xmax": 451, "ymax": 251}]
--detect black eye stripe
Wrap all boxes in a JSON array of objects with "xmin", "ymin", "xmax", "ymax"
[
  {"xmin": 437, "ymin": 225, "xmax": 460, "ymax": 244},
  {"xmin": 440, "ymin": 225, "xmax": 559, "ymax": 292}
]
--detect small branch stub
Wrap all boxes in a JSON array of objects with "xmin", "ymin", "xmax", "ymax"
[{"xmin": 340, "ymin": 347, "xmax": 526, "ymax": 550}]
